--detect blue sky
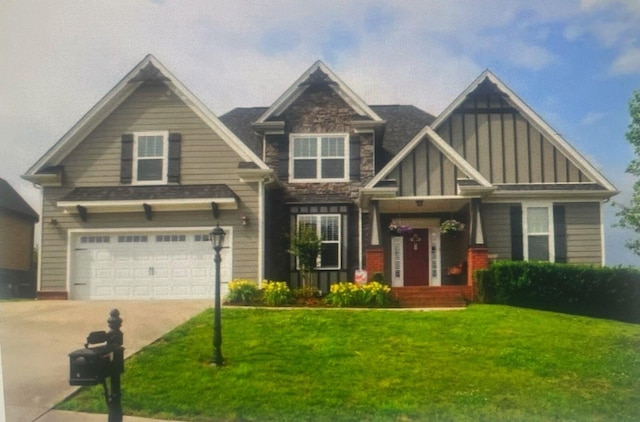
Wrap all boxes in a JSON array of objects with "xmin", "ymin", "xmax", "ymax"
[{"xmin": 1, "ymin": 0, "xmax": 639, "ymax": 265}]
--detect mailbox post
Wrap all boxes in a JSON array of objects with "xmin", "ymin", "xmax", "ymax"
[{"xmin": 68, "ymin": 309, "xmax": 124, "ymax": 422}]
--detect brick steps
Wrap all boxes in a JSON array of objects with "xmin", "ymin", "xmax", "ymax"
[{"xmin": 391, "ymin": 286, "xmax": 473, "ymax": 308}]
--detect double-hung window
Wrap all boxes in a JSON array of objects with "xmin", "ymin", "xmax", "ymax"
[
  {"xmin": 297, "ymin": 214, "xmax": 341, "ymax": 269},
  {"xmin": 134, "ymin": 131, "xmax": 168, "ymax": 184},
  {"xmin": 290, "ymin": 134, "xmax": 348, "ymax": 181},
  {"xmin": 523, "ymin": 205, "xmax": 554, "ymax": 261}
]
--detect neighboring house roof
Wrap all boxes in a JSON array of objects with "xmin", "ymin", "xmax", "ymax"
[
  {"xmin": 23, "ymin": 54, "xmax": 268, "ymax": 184},
  {"xmin": 0, "ymin": 178, "xmax": 39, "ymax": 221},
  {"xmin": 255, "ymin": 60, "xmax": 384, "ymax": 124},
  {"xmin": 431, "ymin": 69, "xmax": 617, "ymax": 194}
]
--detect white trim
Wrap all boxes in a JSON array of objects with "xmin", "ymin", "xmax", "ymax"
[
  {"xmin": 389, "ymin": 218, "xmax": 442, "ymax": 286},
  {"xmin": 296, "ymin": 214, "xmax": 342, "ymax": 270},
  {"xmin": 289, "ymin": 133, "xmax": 349, "ymax": 182},
  {"xmin": 358, "ymin": 207, "xmax": 363, "ymax": 270},
  {"xmin": 366, "ymin": 125, "xmax": 492, "ymax": 190},
  {"xmin": 57, "ymin": 197, "xmax": 237, "ymax": 214},
  {"xmin": 431, "ymin": 70, "xmax": 617, "ymax": 194},
  {"xmin": 66, "ymin": 226, "xmax": 233, "ymax": 297},
  {"xmin": 600, "ymin": 201, "xmax": 606, "ymax": 266},
  {"xmin": 258, "ymin": 178, "xmax": 265, "ymax": 282},
  {"xmin": 256, "ymin": 61, "xmax": 383, "ymax": 124},
  {"xmin": 132, "ymin": 131, "xmax": 169, "ymax": 185},
  {"xmin": 522, "ymin": 202, "xmax": 555, "ymax": 262}
]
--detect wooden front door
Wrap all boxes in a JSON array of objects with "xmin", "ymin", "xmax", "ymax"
[{"xmin": 403, "ymin": 229, "xmax": 429, "ymax": 286}]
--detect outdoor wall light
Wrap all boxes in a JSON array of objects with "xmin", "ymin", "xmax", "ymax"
[
  {"xmin": 415, "ymin": 200, "xmax": 424, "ymax": 206},
  {"xmin": 241, "ymin": 215, "xmax": 248, "ymax": 226},
  {"xmin": 210, "ymin": 224, "xmax": 226, "ymax": 251}
]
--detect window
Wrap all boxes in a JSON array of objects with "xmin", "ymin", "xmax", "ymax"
[
  {"xmin": 523, "ymin": 205, "xmax": 554, "ymax": 261},
  {"xmin": 290, "ymin": 134, "xmax": 348, "ymax": 181},
  {"xmin": 156, "ymin": 234, "xmax": 186, "ymax": 242},
  {"xmin": 117, "ymin": 235, "xmax": 148, "ymax": 243},
  {"xmin": 81, "ymin": 236, "xmax": 110, "ymax": 244},
  {"xmin": 296, "ymin": 214, "xmax": 341, "ymax": 269},
  {"xmin": 134, "ymin": 132, "xmax": 168, "ymax": 184}
]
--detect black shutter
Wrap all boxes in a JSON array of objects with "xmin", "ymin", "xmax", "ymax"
[
  {"xmin": 168, "ymin": 133, "xmax": 181, "ymax": 183},
  {"xmin": 349, "ymin": 134, "xmax": 361, "ymax": 180},
  {"xmin": 510, "ymin": 205, "xmax": 524, "ymax": 261},
  {"xmin": 276, "ymin": 135, "xmax": 289, "ymax": 181},
  {"xmin": 120, "ymin": 134, "xmax": 134, "ymax": 184},
  {"xmin": 553, "ymin": 205, "xmax": 567, "ymax": 263}
]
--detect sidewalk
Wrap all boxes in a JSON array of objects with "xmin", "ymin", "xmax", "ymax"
[{"xmin": 35, "ymin": 409, "xmax": 185, "ymax": 422}]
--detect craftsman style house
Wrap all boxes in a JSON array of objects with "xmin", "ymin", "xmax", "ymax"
[{"xmin": 23, "ymin": 55, "xmax": 617, "ymax": 301}]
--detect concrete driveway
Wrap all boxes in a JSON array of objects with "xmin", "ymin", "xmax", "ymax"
[{"xmin": 0, "ymin": 300, "xmax": 210, "ymax": 422}]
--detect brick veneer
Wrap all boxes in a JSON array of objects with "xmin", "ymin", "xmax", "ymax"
[
  {"xmin": 365, "ymin": 248, "xmax": 384, "ymax": 281},
  {"xmin": 467, "ymin": 246, "xmax": 489, "ymax": 299},
  {"xmin": 37, "ymin": 291, "xmax": 68, "ymax": 300}
]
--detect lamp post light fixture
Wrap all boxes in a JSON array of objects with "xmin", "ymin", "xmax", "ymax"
[{"xmin": 210, "ymin": 223, "xmax": 226, "ymax": 366}]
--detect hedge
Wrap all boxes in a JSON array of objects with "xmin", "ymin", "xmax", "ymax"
[{"xmin": 475, "ymin": 261, "xmax": 640, "ymax": 323}]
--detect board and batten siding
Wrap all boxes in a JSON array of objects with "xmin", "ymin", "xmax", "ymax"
[
  {"xmin": 436, "ymin": 93, "xmax": 590, "ymax": 185},
  {"xmin": 40, "ymin": 81, "xmax": 261, "ymax": 292},
  {"xmin": 386, "ymin": 140, "xmax": 459, "ymax": 197},
  {"xmin": 481, "ymin": 201, "xmax": 603, "ymax": 264}
]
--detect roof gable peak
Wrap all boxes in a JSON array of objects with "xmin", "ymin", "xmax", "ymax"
[{"xmin": 256, "ymin": 60, "xmax": 382, "ymax": 124}]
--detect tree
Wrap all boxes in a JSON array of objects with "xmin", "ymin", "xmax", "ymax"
[
  {"xmin": 288, "ymin": 224, "xmax": 321, "ymax": 288},
  {"xmin": 617, "ymin": 90, "xmax": 640, "ymax": 256}
]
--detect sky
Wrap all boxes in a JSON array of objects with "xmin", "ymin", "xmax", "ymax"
[{"xmin": 1, "ymin": 0, "xmax": 639, "ymax": 266}]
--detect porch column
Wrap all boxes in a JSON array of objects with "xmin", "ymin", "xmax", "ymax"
[
  {"xmin": 365, "ymin": 248, "xmax": 384, "ymax": 281},
  {"xmin": 466, "ymin": 246, "xmax": 489, "ymax": 295}
]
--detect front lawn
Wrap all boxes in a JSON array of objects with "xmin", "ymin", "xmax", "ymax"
[{"xmin": 58, "ymin": 305, "xmax": 640, "ymax": 421}]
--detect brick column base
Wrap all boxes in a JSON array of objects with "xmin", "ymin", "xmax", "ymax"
[
  {"xmin": 365, "ymin": 248, "xmax": 384, "ymax": 282},
  {"xmin": 37, "ymin": 291, "xmax": 69, "ymax": 300},
  {"xmin": 467, "ymin": 246, "xmax": 489, "ymax": 290}
]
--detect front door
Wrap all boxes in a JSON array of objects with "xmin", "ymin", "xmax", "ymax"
[{"xmin": 403, "ymin": 229, "xmax": 429, "ymax": 286}]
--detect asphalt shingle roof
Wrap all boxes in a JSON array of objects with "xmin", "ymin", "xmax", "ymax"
[{"xmin": 219, "ymin": 105, "xmax": 435, "ymax": 167}]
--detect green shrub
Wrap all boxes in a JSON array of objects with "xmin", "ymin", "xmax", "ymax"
[
  {"xmin": 475, "ymin": 261, "xmax": 640, "ymax": 323},
  {"xmin": 325, "ymin": 281, "xmax": 393, "ymax": 308},
  {"xmin": 262, "ymin": 280, "xmax": 291, "ymax": 306},
  {"xmin": 291, "ymin": 286, "xmax": 322, "ymax": 305},
  {"xmin": 225, "ymin": 279, "xmax": 261, "ymax": 305}
]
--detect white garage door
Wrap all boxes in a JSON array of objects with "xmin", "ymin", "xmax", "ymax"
[{"xmin": 70, "ymin": 229, "xmax": 231, "ymax": 300}]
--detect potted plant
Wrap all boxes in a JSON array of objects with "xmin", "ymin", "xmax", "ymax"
[
  {"xmin": 440, "ymin": 219, "xmax": 465, "ymax": 235},
  {"xmin": 388, "ymin": 223, "xmax": 413, "ymax": 236}
]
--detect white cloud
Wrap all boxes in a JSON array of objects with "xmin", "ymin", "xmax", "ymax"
[{"xmin": 581, "ymin": 111, "xmax": 607, "ymax": 125}]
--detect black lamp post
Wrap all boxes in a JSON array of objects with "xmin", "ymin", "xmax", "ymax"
[{"xmin": 210, "ymin": 223, "xmax": 226, "ymax": 366}]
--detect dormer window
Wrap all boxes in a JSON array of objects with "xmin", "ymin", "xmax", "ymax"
[
  {"xmin": 134, "ymin": 131, "xmax": 168, "ymax": 184},
  {"xmin": 290, "ymin": 134, "xmax": 348, "ymax": 182}
]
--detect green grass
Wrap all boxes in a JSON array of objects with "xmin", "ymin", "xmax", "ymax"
[{"xmin": 58, "ymin": 305, "xmax": 640, "ymax": 421}]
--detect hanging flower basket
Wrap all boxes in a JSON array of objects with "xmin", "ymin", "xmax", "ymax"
[
  {"xmin": 440, "ymin": 219, "xmax": 465, "ymax": 235},
  {"xmin": 388, "ymin": 223, "xmax": 413, "ymax": 236}
]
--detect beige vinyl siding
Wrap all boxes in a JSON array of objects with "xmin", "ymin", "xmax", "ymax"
[
  {"xmin": 0, "ymin": 212, "xmax": 34, "ymax": 271},
  {"xmin": 562, "ymin": 202, "xmax": 603, "ymax": 264},
  {"xmin": 480, "ymin": 201, "xmax": 603, "ymax": 265},
  {"xmin": 481, "ymin": 203, "xmax": 514, "ymax": 260},
  {"xmin": 40, "ymin": 81, "xmax": 261, "ymax": 292}
]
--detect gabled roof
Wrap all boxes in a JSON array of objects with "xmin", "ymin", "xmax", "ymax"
[
  {"xmin": 371, "ymin": 105, "xmax": 435, "ymax": 157},
  {"xmin": 220, "ymin": 107, "xmax": 268, "ymax": 157},
  {"xmin": 365, "ymin": 124, "xmax": 493, "ymax": 191},
  {"xmin": 255, "ymin": 60, "xmax": 384, "ymax": 124},
  {"xmin": 431, "ymin": 69, "xmax": 617, "ymax": 194},
  {"xmin": 0, "ymin": 178, "xmax": 39, "ymax": 221},
  {"xmin": 23, "ymin": 54, "xmax": 268, "ymax": 182}
]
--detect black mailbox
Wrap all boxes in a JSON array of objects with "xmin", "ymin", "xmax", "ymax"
[
  {"xmin": 67, "ymin": 310, "xmax": 124, "ymax": 422},
  {"xmin": 68, "ymin": 344, "xmax": 112, "ymax": 386}
]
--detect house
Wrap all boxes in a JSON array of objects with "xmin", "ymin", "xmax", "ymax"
[
  {"xmin": 23, "ymin": 55, "xmax": 617, "ymax": 302},
  {"xmin": 0, "ymin": 178, "xmax": 39, "ymax": 298}
]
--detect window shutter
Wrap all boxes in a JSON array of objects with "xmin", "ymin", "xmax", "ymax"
[
  {"xmin": 120, "ymin": 134, "xmax": 134, "ymax": 184},
  {"xmin": 349, "ymin": 134, "xmax": 361, "ymax": 180},
  {"xmin": 168, "ymin": 132, "xmax": 181, "ymax": 183},
  {"xmin": 553, "ymin": 205, "xmax": 567, "ymax": 263},
  {"xmin": 510, "ymin": 205, "xmax": 524, "ymax": 261},
  {"xmin": 276, "ymin": 135, "xmax": 288, "ymax": 181}
]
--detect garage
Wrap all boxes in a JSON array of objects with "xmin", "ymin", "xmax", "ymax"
[{"xmin": 69, "ymin": 228, "xmax": 232, "ymax": 300}]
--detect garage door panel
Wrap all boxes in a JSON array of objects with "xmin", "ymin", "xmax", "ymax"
[{"xmin": 72, "ymin": 229, "xmax": 231, "ymax": 300}]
